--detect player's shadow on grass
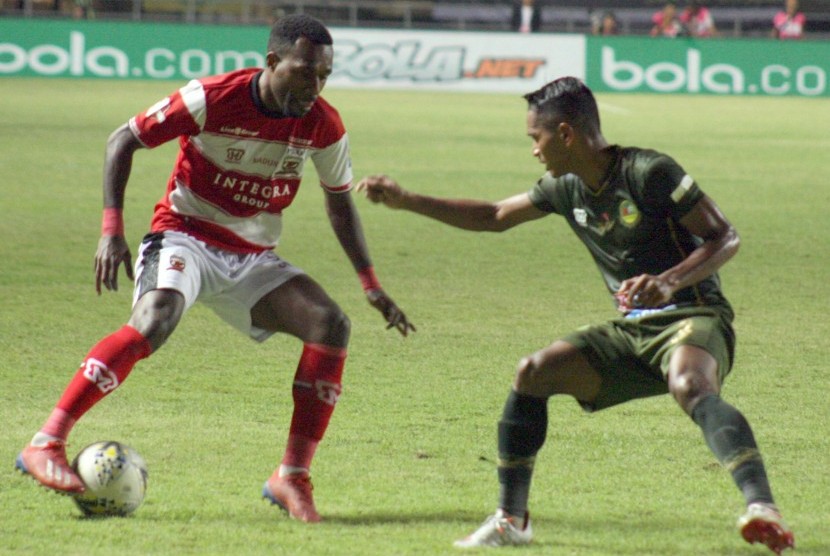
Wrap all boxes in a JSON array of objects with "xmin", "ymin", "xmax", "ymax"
[
  {"xmin": 530, "ymin": 512, "xmax": 806, "ymax": 556},
  {"xmin": 322, "ymin": 509, "xmax": 488, "ymax": 526},
  {"xmin": 328, "ymin": 511, "xmax": 820, "ymax": 555}
]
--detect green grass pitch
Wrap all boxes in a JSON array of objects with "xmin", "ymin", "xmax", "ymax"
[{"xmin": 1, "ymin": 78, "xmax": 828, "ymax": 555}]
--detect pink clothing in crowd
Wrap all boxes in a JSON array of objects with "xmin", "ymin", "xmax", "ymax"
[
  {"xmin": 680, "ymin": 7, "xmax": 716, "ymax": 37},
  {"xmin": 773, "ymin": 11, "xmax": 806, "ymax": 39},
  {"xmin": 651, "ymin": 11, "xmax": 684, "ymax": 37}
]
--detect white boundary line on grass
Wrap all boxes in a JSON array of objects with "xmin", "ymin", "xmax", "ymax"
[{"xmin": 597, "ymin": 101, "xmax": 631, "ymax": 115}]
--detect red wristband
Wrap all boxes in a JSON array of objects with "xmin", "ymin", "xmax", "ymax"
[
  {"xmin": 357, "ymin": 266, "xmax": 382, "ymax": 292},
  {"xmin": 101, "ymin": 207, "xmax": 125, "ymax": 236}
]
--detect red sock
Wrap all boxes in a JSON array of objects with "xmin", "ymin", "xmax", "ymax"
[
  {"xmin": 280, "ymin": 343, "xmax": 346, "ymax": 472},
  {"xmin": 41, "ymin": 325, "xmax": 152, "ymax": 440}
]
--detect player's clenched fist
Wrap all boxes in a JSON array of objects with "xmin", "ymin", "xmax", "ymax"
[{"xmin": 355, "ymin": 174, "xmax": 407, "ymax": 209}]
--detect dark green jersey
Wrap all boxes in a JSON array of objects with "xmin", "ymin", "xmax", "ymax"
[{"xmin": 528, "ymin": 145, "xmax": 732, "ymax": 315}]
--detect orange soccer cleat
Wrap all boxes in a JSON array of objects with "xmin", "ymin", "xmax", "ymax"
[
  {"xmin": 262, "ymin": 472, "xmax": 321, "ymax": 523},
  {"xmin": 16, "ymin": 440, "xmax": 86, "ymax": 494}
]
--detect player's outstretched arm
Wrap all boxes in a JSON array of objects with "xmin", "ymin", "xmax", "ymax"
[
  {"xmin": 356, "ymin": 174, "xmax": 546, "ymax": 232},
  {"xmin": 94, "ymin": 124, "xmax": 145, "ymax": 295}
]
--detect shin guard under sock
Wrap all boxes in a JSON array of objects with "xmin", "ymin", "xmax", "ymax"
[
  {"xmin": 692, "ymin": 394, "xmax": 774, "ymax": 505},
  {"xmin": 281, "ymin": 343, "xmax": 346, "ymax": 472},
  {"xmin": 42, "ymin": 325, "xmax": 152, "ymax": 440},
  {"xmin": 497, "ymin": 389, "xmax": 548, "ymax": 517}
]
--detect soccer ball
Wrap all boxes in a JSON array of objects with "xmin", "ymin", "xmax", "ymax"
[{"xmin": 71, "ymin": 441, "xmax": 148, "ymax": 517}]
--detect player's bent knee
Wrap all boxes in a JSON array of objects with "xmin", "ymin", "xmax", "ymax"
[
  {"xmin": 514, "ymin": 355, "xmax": 542, "ymax": 393},
  {"xmin": 129, "ymin": 290, "xmax": 184, "ymax": 350},
  {"xmin": 307, "ymin": 303, "xmax": 350, "ymax": 345},
  {"xmin": 668, "ymin": 368, "xmax": 718, "ymax": 414},
  {"xmin": 330, "ymin": 309, "xmax": 350, "ymax": 340}
]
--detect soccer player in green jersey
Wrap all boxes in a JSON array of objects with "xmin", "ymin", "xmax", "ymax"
[{"xmin": 356, "ymin": 77, "xmax": 794, "ymax": 554}]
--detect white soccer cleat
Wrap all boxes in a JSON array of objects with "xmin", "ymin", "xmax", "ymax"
[
  {"xmin": 454, "ymin": 509, "xmax": 533, "ymax": 548},
  {"xmin": 737, "ymin": 503, "xmax": 795, "ymax": 555}
]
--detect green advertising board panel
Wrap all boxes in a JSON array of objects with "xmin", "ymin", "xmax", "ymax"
[
  {"xmin": 1, "ymin": 20, "xmax": 586, "ymax": 93},
  {"xmin": 3, "ymin": 19, "xmax": 828, "ymax": 97},
  {"xmin": 587, "ymin": 35, "xmax": 829, "ymax": 97},
  {"xmin": 0, "ymin": 19, "xmax": 266, "ymax": 79}
]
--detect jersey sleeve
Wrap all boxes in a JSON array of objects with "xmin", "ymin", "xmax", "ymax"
[
  {"xmin": 637, "ymin": 155, "xmax": 704, "ymax": 220},
  {"xmin": 312, "ymin": 132, "xmax": 353, "ymax": 193},
  {"xmin": 128, "ymin": 79, "xmax": 203, "ymax": 148},
  {"xmin": 528, "ymin": 173, "xmax": 570, "ymax": 215}
]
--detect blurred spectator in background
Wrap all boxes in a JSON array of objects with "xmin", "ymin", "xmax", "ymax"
[
  {"xmin": 70, "ymin": 0, "xmax": 94, "ymax": 18},
  {"xmin": 592, "ymin": 10, "xmax": 620, "ymax": 36},
  {"xmin": 255, "ymin": 4, "xmax": 285, "ymax": 26},
  {"xmin": 512, "ymin": 0, "xmax": 541, "ymax": 33},
  {"xmin": 15, "ymin": 0, "xmax": 59, "ymax": 12},
  {"xmin": 651, "ymin": 2, "xmax": 685, "ymax": 37},
  {"xmin": 771, "ymin": 0, "xmax": 806, "ymax": 39},
  {"xmin": 680, "ymin": 1, "xmax": 718, "ymax": 37}
]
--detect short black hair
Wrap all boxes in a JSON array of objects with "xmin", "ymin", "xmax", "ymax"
[
  {"xmin": 523, "ymin": 77, "xmax": 601, "ymax": 134},
  {"xmin": 268, "ymin": 14, "xmax": 333, "ymax": 55}
]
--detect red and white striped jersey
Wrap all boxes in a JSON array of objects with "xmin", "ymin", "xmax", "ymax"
[{"xmin": 129, "ymin": 68, "xmax": 353, "ymax": 253}]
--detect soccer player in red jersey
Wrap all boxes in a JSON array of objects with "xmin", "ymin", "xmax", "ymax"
[{"xmin": 16, "ymin": 14, "xmax": 414, "ymax": 523}]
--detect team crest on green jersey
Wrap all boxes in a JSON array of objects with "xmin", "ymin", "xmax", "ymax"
[{"xmin": 619, "ymin": 200, "xmax": 640, "ymax": 227}]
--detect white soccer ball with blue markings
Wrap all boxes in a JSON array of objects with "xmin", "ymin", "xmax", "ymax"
[{"xmin": 71, "ymin": 441, "xmax": 148, "ymax": 517}]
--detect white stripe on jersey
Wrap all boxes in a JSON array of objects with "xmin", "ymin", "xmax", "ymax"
[
  {"xmin": 313, "ymin": 133, "xmax": 352, "ymax": 191},
  {"xmin": 180, "ymin": 79, "xmax": 208, "ymax": 131},
  {"xmin": 671, "ymin": 174, "xmax": 694, "ymax": 203}
]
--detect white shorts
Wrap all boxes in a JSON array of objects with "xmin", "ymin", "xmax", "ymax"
[{"xmin": 133, "ymin": 231, "xmax": 305, "ymax": 342}]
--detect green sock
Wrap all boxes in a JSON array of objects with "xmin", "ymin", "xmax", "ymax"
[
  {"xmin": 691, "ymin": 394, "xmax": 774, "ymax": 505},
  {"xmin": 497, "ymin": 390, "xmax": 548, "ymax": 517}
]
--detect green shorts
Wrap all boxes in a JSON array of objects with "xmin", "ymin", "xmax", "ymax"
[{"xmin": 564, "ymin": 304, "xmax": 735, "ymax": 412}]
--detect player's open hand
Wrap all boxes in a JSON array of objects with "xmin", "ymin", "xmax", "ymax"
[
  {"xmin": 355, "ymin": 175, "xmax": 407, "ymax": 209},
  {"xmin": 366, "ymin": 288, "xmax": 416, "ymax": 337},
  {"xmin": 95, "ymin": 235, "xmax": 134, "ymax": 295}
]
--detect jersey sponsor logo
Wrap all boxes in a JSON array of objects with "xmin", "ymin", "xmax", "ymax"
[
  {"xmin": 213, "ymin": 173, "xmax": 294, "ymax": 197},
  {"xmin": 226, "ymin": 148, "xmax": 245, "ymax": 163},
  {"xmin": 619, "ymin": 200, "xmax": 641, "ymax": 227},
  {"xmin": 220, "ymin": 126, "xmax": 259, "ymax": 137},
  {"xmin": 212, "ymin": 172, "xmax": 297, "ymax": 210},
  {"xmin": 82, "ymin": 357, "xmax": 119, "ymax": 393},
  {"xmin": 251, "ymin": 151, "xmax": 306, "ymax": 175},
  {"xmin": 275, "ymin": 157, "xmax": 302, "ymax": 177},
  {"xmin": 288, "ymin": 136, "xmax": 313, "ymax": 147},
  {"xmin": 252, "ymin": 156, "xmax": 279, "ymax": 168},
  {"xmin": 573, "ymin": 208, "xmax": 588, "ymax": 227},
  {"xmin": 167, "ymin": 255, "xmax": 186, "ymax": 272}
]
